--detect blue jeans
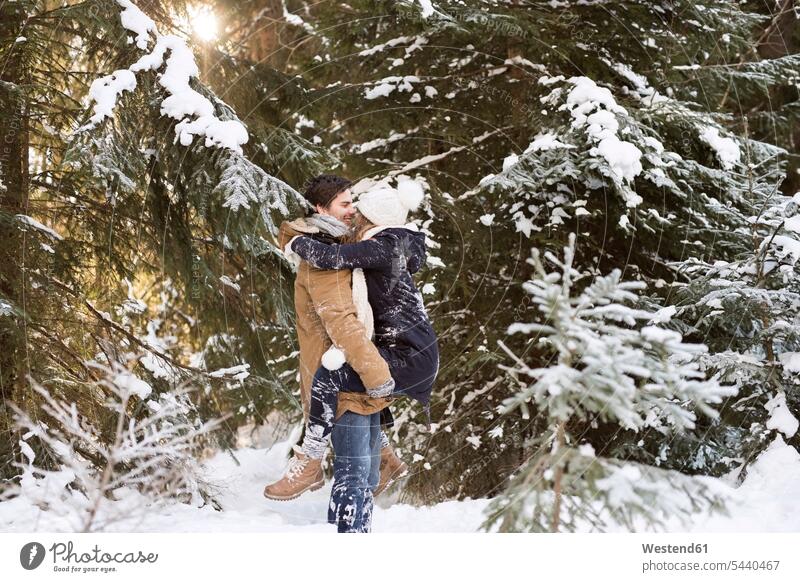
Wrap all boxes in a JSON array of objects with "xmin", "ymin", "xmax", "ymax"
[{"xmin": 327, "ymin": 410, "xmax": 381, "ymax": 533}]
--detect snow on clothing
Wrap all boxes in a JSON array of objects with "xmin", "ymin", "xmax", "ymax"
[
  {"xmin": 276, "ymin": 218, "xmax": 394, "ymax": 423},
  {"xmin": 290, "ymin": 225, "xmax": 440, "ymax": 439},
  {"xmin": 328, "ymin": 410, "xmax": 382, "ymax": 533}
]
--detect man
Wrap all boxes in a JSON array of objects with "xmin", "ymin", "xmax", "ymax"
[{"xmin": 264, "ymin": 175, "xmax": 407, "ymax": 530}]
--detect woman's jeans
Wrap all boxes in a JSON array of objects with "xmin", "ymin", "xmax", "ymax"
[{"xmin": 328, "ymin": 410, "xmax": 381, "ymax": 533}]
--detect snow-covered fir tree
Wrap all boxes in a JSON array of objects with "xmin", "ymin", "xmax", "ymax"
[
  {"xmin": 669, "ymin": 132, "xmax": 800, "ymax": 476},
  {"xmin": 484, "ymin": 234, "xmax": 736, "ymax": 532}
]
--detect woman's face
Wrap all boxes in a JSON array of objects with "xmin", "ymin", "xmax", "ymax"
[
  {"xmin": 350, "ymin": 210, "xmax": 368, "ymax": 230},
  {"xmin": 344, "ymin": 210, "xmax": 371, "ymax": 242}
]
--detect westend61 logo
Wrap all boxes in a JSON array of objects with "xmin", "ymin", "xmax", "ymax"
[{"xmin": 20, "ymin": 540, "xmax": 158, "ymax": 574}]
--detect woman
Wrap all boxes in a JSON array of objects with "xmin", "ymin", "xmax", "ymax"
[{"xmin": 265, "ymin": 181, "xmax": 439, "ymax": 521}]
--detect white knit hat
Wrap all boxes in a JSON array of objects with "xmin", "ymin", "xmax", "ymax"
[{"xmin": 354, "ymin": 179, "xmax": 425, "ymax": 225}]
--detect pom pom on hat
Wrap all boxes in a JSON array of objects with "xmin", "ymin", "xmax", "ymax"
[{"xmin": 396, "ymin": 178, "xmax": 424, "ymax": 212}]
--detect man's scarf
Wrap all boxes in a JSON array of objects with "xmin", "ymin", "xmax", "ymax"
[{"xmin": 305, "ymin": 213, "xmax": 350, "ymax": 239}]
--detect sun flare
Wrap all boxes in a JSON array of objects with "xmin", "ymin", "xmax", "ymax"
[{"xmin": 188, "ymin": 5, "xmax": 218, "ymax": 42}]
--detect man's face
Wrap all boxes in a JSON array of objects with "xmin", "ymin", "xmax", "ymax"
[{"xmin": 317, "ymin": 188, "xmax": 356, "ymax": 225}]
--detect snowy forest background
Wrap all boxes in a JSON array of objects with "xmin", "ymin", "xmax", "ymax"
[{"xmin": 1, "ymin": 0, "xmax": 799, "ymax": 533}]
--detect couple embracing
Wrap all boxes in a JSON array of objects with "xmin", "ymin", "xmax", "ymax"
[{"xmin": 263, "ymin": 174, "xmax": 440, "ymax": 533}]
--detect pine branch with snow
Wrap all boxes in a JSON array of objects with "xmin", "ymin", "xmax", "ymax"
[
  {"xmin": 499, "ymin": 234, "xmax": 734, "ymax": 432},
  {"xmin": 4, "ymin": 358, "xmax": 225, "ymax": 532},
  {"xmin": 73, "ymin": 0, "xmax": 310, "ymax": 230},
  {"xmin": 484, "ymin": 440, "xmax": 732, "ymax": 533}
]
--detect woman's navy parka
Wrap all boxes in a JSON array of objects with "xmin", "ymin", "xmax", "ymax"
[{"xmin": 290, "ymin": 227, "xmax": 439, "ymax": 411}]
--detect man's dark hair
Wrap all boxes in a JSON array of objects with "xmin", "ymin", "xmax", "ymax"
[{"xmin": 303, "ymin": 174, "xmax": 352, "ymax": 214}]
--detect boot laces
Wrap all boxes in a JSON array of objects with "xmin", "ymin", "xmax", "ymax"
[{"xmin": 285, "ymin": 455, "xmax": 309, "ymax": 482}]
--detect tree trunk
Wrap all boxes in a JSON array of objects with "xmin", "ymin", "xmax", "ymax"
[
  {"xmin": 243, "ymin": 0, "xmax": 284, "ymax": 66},
  {"xmin": 550, "ymin": 420, "xmax": 567, "ymax": 532},
  {"xmin": 0, "ymin": 3, "xmax": 31, "ymax": 467}
]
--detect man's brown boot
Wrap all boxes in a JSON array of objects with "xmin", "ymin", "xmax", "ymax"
[
  {"xmin": 263, "ymin": 445, "xmax": 324, "ymax": 501},
  {"xmin": 374, "ymin": 445, "xmax": 409, "ymax": 497}
]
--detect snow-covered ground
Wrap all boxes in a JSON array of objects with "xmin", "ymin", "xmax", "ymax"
[
  {"xmin": 1, "ymin": 432, "xmax": 797, "ymax": 533},
  {"xmin": 688, "ymin": 435, "xmax": 800, "ymax": 533}
]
